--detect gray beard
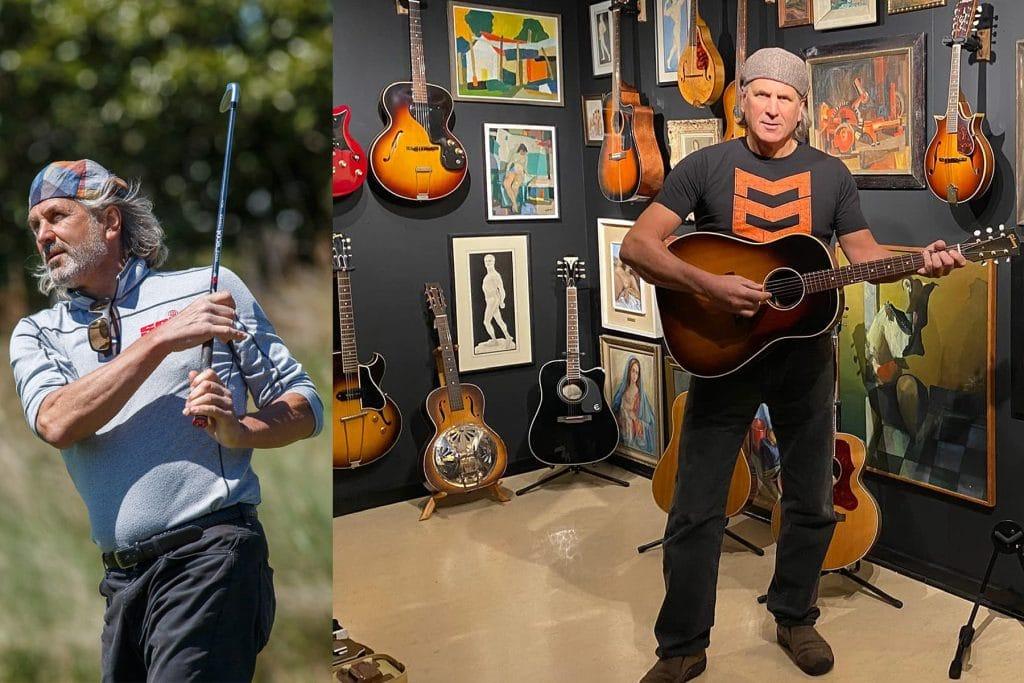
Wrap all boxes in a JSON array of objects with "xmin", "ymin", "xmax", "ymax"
[{"xmin": 47, "ymin": 225, "xmax": 109, "ymax": 289}]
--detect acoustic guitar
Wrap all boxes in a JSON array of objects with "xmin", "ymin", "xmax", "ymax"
[
  {"xmin": 657, "ymin": 229, "xmax": 1018, "ymax": 378},
  {"xmin": 721, "ymin": 0, "xmax": 749, "ymax": 141},
  {"xmin": 652, "ymin": 391, "xmax": 756, "ymax": 518},
  {"xmin": 422, "ymin": 283, "xmax": 508, "ymax": 495},
  {"xmin": 332, "ymin": 234, "xmax": 403, "ymax": 469},
  {"xmin": 369, "ymin": 0, "xmax": 467, "ymax": 201},
  {"xmin": 332, "ymin": 105, "xmax": 367, "ymax": 197},
  {"xmin": 598, "ymin": 0, "xmax": 664, "ymax": 203},
  {"xmin": 925, "ymin": 0, "xmax": 993, "ymax": 205},
  {"xmin": 528, "ymin": 257, "xmax": 619, "ymax": 466},
  {"xmin": 677, "ymin": 0, "xmax": 726, "ymax": 108}
]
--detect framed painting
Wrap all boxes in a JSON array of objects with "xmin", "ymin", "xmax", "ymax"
[
  {"xmin": 836, "ymin": 245, "xmax": 996, "ymax": 507},
  {"xmin": 448, "ymin": 2, "xmax": 563, "ymax": 106},
  {"xmin": 779, "ymin": 0, "xmax": 813, "ymax": 28},
  {"xmin": 666, "ymin": 118, "xmax": 721, "ymax": 169},
  {"xmin": 887, "ymin": 0, "xmax": 946, "ymax": 14},
  {"xmin": 597, "ymin": 217, "xmax": 662, "ymax": 338},
  {"xmin": 582, "ymin": 94, "xmax": 605, "ymax": 146},
  {"xmin": 655, "ymin": 0, "xmax": 688, "ymax": 84},
  {"xmin": 601, "ymin": 334, "xmax": 664, "ymax": 467},
  {"xmin": 662, "ymin": 356, "xmax": 690, "ymax": 444},
  {"xmin": 805, "ymin": 33, "xmax": 926, "ymax": 189},
  {"xmin": 590, "ymin": 1, "xmax": 613, "ymax": 77},
  {"xmin": 449, "ymin": 234, "xmax": 533, "ymax": 372},
  {"xmin": 484, "ymin": 123, "xmax": 559, "ymax": 221},
  {"xmin": 813, "ymin": 0, "xmax": 877, "ymax": 30},
  {"xmin": 743, "ymin": 404, "xmax": 783, "ymax": 518}
]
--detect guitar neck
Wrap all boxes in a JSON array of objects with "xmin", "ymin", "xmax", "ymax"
[
  {"xmin": 434, "ymin": 313, "xmax": 464, "ymax": 410},
  {"xmin": 803, "ymin": 251, "xmax": 933, "ymax": 294},
  {"xmin": 611, "ymin": 7, "xmax": 621, "ymax": 109},
  {"xmin": 689, "ymin": 0, "xmax": 698, "ymax": 47},
  {"xmin": 566, "ymin": 285, "xmax": 580, "ymax": 380},
  {"xmin": 336, "ymin": 269, "xmax": 360, "ymax": 378},
  {"xmin": 408, "ymin": 0, "xmax": 428, "ymax": 104},
  {"xmin": 734, "ymin": 0, "xmax": 747, "ymax": 84},
  {"xmin": 945, "ymin": 43, "xmax": 962, "ymax": 132}
]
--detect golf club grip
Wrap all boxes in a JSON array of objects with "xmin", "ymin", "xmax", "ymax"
[{"xmin": 192, "ymin": 341, "xmax": 214, "ymax": 428}]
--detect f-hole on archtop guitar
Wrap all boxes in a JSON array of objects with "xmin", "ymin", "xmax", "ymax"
[
  {"xmin": 657, "ymin": 228, "xmax": 1018, "ymax": 378},
  {"xmin": 369, "ymin": 0, "xmax": 467, "ymax": 201},
  {"xmin": 332, "ymin": 234, "xmax": 402, "ymax": 469},
  {"xmin": 528, "ymin": 257, "xmax": 620, "ymax": 466},
  {"xmin": 925, "ymin": 0, "xmax": 993, "ymax": 205},
  {"xmin": 598, "ymin": 0, "xmax": 664, "ymax": 203},
  {"xmin": 420, "ymin": 283, "xmax": 509, "ymax": 519}
]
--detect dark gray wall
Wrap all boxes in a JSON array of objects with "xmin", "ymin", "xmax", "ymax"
[{"xmin": 333, "ymin": 0, "xmax": 593, "ymax": 514}]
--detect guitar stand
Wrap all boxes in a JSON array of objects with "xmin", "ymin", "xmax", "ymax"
[
  {"xmin": 515, "ymin": 465, "xmax": 629, "ymax": 496},
  {"xmin": 948, "ymin": 520, "xmax": 1024, "ymax": 679},
  {"xmin": 637, "ymin": 527, "xmax": 765, "ymax": 557},
  {"xmin": 755, "ymin": 560, "xmax": 903, "ymax": 610},
  {"xmin": 419, "ymin": 482, "xmax": 512, "ymax": 521}
]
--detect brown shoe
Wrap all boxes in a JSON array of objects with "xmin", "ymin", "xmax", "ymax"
[
  {"xmin": 639, "ymin": 652, "xmax": 707, "ymax": 683},
  {"xmin": 777, "ymin": 625, "xmax": 834, "ymax": 676}
]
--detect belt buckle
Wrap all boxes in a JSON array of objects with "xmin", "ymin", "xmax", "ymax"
[{"xmin": 112, "ymin": 544, "xmax": 142, "ymax": 569}]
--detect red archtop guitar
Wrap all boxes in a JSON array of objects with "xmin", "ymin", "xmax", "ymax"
[{"xmin": 333, "ymin": 105, "xmax": 367, "ymax": 197}]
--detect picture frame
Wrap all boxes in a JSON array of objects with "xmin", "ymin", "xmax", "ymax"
[
  {"xmin": 805, "ymin": 33, "xmax": 926, "ymax": 189},
  {"xmin": 449, "ymin": 233, "xmax": 533, "ymax": 372},
  {"xmin": 662, "ymin": 356, "xmax": 690, "ymax": 445},
  {"xmin": 666, "ymin": 118, "xmax": 721, "ymax": 169},
  {"xmin": 1013, "ymin": 41, "xmax": 1024, "ymax": 420},
  {"xmin": 590, "ymin": 1, "xmax": 613, "ymax": 77},
  {"xmin": 887, "ymin": 0, "xmax": 946, "ymax": 15},
  {"xmin": 448, "ymin": 1, "xmax": 564, "ymax": 106},
  {"xmin": 655, "ymin": 0, "xmax": 688, "ymax": 84},
  {"xmin": 836, "ymin": 245, "xmax": 996, "ymax": 507},
  {"xmin": 484, "ymin": 123, "xmax": 559, "ymax": 221},
  {"xmin": 813, "ymin": 0, "xmax": 877, "ymax": 30},
  {"xmin": 778, "ymin": 0, "xmax": 813, "ymax": 28},
  {"xmin": 1017, "ymin": 40, "xmax": 1024, "ymax": 227},
  {"xmin": 600, "ymin": 334, "xmax": 664, "ymax": 467},
  {"xmin": 582, "ymin": 94, "xmax": 605, "ymax": 147},
  {"xmin": 597, "ymin": 217, "xmax": 662, "ymax": 339}
]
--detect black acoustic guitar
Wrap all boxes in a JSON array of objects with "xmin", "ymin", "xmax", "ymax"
[{"xmin": 528, "ymin": 257, "xmax": 620, "ymax": 465}]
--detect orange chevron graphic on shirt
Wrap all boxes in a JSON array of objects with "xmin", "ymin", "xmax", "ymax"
[{"xmin": 732, "ymin": 169, "xmax": 812, "ymax": 242}]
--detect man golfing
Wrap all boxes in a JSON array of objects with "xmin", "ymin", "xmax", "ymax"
[{"xmin": 9, "ymin": 158, "xmax": 323, "ymax": 681}]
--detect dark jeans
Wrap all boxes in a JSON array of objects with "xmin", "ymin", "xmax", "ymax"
[
  {"xmin": 655, "ymin": 335, "xmax": 837, "ymax": 658},
  {"xmin": 99, "ymin": 511, "xmax": 276, "ymax": 682}
]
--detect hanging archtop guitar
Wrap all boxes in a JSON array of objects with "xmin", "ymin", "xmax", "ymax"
[
  {"xmin": 657, "ymin": 228, "xmax": 1018, "ymax": 378},
  {"xmin": 369, "ymin": 0, "xmax": 467, "ymax": 201},
  {"xmin": 528, "ymin": 257, "xmax": 619, "ymax": 466}
]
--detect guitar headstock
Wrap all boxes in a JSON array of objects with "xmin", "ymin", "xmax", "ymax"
[
  {"xmin": 331, "ymin": 233, "xmax": 352, "ymax": 272},
  {"xmin": 556, "ymin": 256, "xmax": 586, "ymax": 288},
  {"xmin": 424, "ymin": 282, "xmax": 448, "ymax": 318},
  {"xmin": 950, "ymin": 0, "xmax": 981, "ymax": 41},
  {"xmin": 960, "ymin": 225, "xmax": 1019, "ymax": 265}
]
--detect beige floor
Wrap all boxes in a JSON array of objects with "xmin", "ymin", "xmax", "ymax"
[{"xmin": 334, "ymin": 467, "xmax": 1021, "ymax": 682}]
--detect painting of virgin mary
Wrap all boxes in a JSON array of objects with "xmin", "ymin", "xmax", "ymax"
[{"xmin": 611, "ymin": 356, "xmax": 657, "ymax": 456}]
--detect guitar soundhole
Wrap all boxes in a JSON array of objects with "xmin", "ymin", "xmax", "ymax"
[
  {"xmin": 764, "ymin": 267, "xmax": 805, "ymax": 311},
  {"xmin": 559, "ymin": 379, "xmax": 584, "ymax": 403}
]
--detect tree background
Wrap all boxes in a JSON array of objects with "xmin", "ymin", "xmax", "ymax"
[{"xmin": 0, "ymin": 1, "xmax": 332, "ymax": 680}]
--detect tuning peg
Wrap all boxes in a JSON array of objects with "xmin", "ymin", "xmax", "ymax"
[
  {"xmin": 1000, "ymin": 224, "xmax": 1006, "ymax": 233},
  {"xmin": 974, "ymin": 229, "xmax": 981, "ymax": 237},
  {"xmin": 986, "ymin": 227, "xmax": 993, "ymax": 234},
  {"xmin": 981, "ymin": 260, "xmax": 988, "ymax": 266}
]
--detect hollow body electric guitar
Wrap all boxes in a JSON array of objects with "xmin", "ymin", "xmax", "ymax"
[
  {"xmin": 599, "ymin": 0, "xmax": 664, "ymax": 203},
  {"xmin": 677, "ymin": 0, "xmax": 725, "ymax": 108},
  {"xmin": 925, "ymin": 0, "xmax": 993, "ymax": 205},
  {"xmin": 528, "ymin": 257, "xmax": 619, "ymax": 466},
  {"xmin": 370, "ymin": 0, "xmax": 467, "ymax": 201},
  {"xmin": 422, "ymin": 283, "xmax": 507, "ymax": 493},
  {"xmin": 332, "ymin": 105, "xmax": 367, "ymax": 197},
  {"xmin": 657, "ymin": 229, "xmax": 1019, "ymax": 378},
  {"xmin": 332, "ymin": 234, "xmax": 402, "ymax": 469},
  {"xmin": 721, "ymin": 0, "xmax": 749, "ymax": 141}
]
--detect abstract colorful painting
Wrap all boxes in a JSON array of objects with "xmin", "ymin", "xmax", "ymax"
[
  {"xmin": 484, "ymin": 123, "xmax": 559, "ymax": 220},
  {"xmin": 448, "ymin": 2, "xmax": 563, "ymax": 106}
]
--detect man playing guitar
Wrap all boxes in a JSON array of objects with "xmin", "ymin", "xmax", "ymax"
[{"xmin": 622, "ymin": 48, "xmax": 964, "ymax": 682}]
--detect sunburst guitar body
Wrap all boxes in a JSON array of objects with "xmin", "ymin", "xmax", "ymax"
[
  {"xmin": 599, "ymin": 84, "xmax": 664, "ymax": 202},
  {"xmin": 925, "ymin": 98, "xmax": 993, "ymax": 205},
  {"xmin": 333, "ymin": 352, "xmax": 403, "ymax": 468}
]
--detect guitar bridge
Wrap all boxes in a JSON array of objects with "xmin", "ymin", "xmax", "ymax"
[
  {"xmin": 608, "ymin": 151, "xmax": 627, "ymax": 160},
  {"xmin": 557, "ymin": 415, "xmax": 592, "ymax": 424}
]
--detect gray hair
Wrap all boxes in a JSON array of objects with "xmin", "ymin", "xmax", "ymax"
[
  {"xmin": 34, "ymin": 177, "xmax": 168, "ymax": 297},
  {"xmin": 736, "ymin": 85, "xmax": 809, "ymax": 144}
]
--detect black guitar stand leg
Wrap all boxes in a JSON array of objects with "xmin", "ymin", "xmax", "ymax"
[
  {"xmin": 637, "ymin": 537, "xmax": 664, "ymax": 554},
  {"xmin": 515, "ymin": 465, "xmax": 630, "ymax": 496},
  {"xmin": 639, "ymin": 526, "xmax": 764, "ymax": 556},
  {"xmin": 948, "ymin": 520, "xmax": 1024, "ymax": 679},
  {"xmin": 755, "ymin": 561, "xmax": 902, "ymax": 608}
]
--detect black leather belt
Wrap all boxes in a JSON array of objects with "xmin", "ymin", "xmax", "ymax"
[{"xmin": 102, "ymin": 504, "xmax": 257, "ymax": 571}]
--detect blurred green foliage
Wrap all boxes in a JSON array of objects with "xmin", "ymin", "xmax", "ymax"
[{"xmin": 0, "ymin": 0, "xmax": 331, "ymax": 311}]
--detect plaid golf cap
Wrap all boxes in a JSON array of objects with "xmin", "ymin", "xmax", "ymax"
[{"xmin": 29, "ymin": 159, "xmax": 128, "ymax": 210}]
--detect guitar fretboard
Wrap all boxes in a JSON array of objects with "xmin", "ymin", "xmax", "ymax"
[
  {"xmin": 566, "ymin": 286, "xmax": 580, "ymax": 381},
  {"xmin": 611, "ymin": 6, "xmax": 621, "ymax": 114},
  {"xmin": 802, "ymin": 252, "xmax": 927, "ymax": 294},
  {"xmin": 409, "ymin": 0, "xmax": 428, "ymax": 105},
  {"xmin": 434, "ymin": 313, "xmax": 464, "ymax": 410},
  {"xmin": 734, "ymin": 0, "xmax": 747, "ymax": 84},
  {"xmin": 945, "ymin": 44, "xmax": 962, "ymax": 134},
  {"xmin": 336, "ymin": 269, "xmax": 360, "ymax": 380}
]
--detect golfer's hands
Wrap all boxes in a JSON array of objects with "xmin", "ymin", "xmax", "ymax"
[
  {"xmin": 700, "ymin": 273, "xmax": 772, "ymax": 317},
  {"xmin": 917, "ymin": 240, "xmax": 965, "ymax": 277},
  {"xmin": 153, "ymin": 292, "xmax": 246, "ymax": 353},
  {"xmin": 184, "ymin": 369, "xmax": 248, "ymax": 448}
]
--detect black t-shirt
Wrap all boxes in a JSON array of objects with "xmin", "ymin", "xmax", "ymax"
[{"xmin": 654, "ymin": 139, "xmax": 867, "ymax": 244}]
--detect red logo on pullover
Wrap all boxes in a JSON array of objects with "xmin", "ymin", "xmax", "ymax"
[{"xmin": 140, "ymin": 310, "xmax": 178, "ymax": 336}]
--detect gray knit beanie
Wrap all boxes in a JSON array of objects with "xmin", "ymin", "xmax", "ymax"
[{"xmin": 741, "ymin": 47, "xmax": 808, "ymax": 98}]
